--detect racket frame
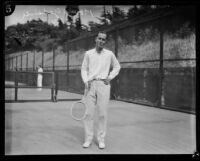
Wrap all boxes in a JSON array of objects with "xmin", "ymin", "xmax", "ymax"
[{"xmin": 70, "ymin": 100, "xmax": 87, "ymax": 121}]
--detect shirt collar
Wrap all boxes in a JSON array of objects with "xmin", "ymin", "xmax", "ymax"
[{"xmin": 95, "ymin": 48, "xmax": 105, "ymax": 54}]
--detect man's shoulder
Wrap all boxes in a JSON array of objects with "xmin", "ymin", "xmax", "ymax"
[
  {"xmin": 85, "ymin": 48, "xmax": 113, "ymax": 55},
  {"xmin": 86, "ymin": 48, "xmax": 95, "ymax": 54},
  {"xmin": 103, "ymin": 48, "xmax": 114, "ymax": 55}
]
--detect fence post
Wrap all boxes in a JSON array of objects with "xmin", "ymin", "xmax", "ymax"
[
  {"xmin": 7, "ymin": 58, "xmax": 8, "ymax": 71},
  {"xmin": 21, "ymin": 53, "xmax": 23, "ymax": 71},
  {"xmin": 6, "ymin": 58, "xmax": 10, "ymax": 70},
  {"xmin": 33, "ymin": 50, "xmax": 35, "ymax": 71},
  {"xmin": 66, "ymin": 42, "xmax": 70, "ymax": 88},
  {"xmin": 55, "ymin": 71, "xmax": 58, "ymax": 101},
  {"xmin": 12, "ymin": 57, "xmax": 13, "ymax": 70},
  {"xmin": 16, "ymin": 56, "xmax": 18, "ymax": 71},
  {"xmin": 51, "ymin": 72, "xmax": 56, "ymax": 102},
  {"xmin": 6, "ymin": 58, "xmax": 7, "ymax": 71},
  {"xmin": 7, "ymin": 58, "xmax": 9, "ymax": 71},
  {"xmin": 5, "ymin": 58, "xmax": 6, "ymax": 70},
  {"xmin": 8, "ymin": 58, "xmax": 11, "ymax": 70},
  {"xmin": 5, "ymin": 58, "xmax": 7, "ymax": 71},
  {"xmin": 9, "ymin": 58, "xmax": 10, "ymax": 70},
  {"xmin": 14, "ymin": 72, "xmax": 18, "ymax": 101},
  {"xmin": 6, "ymin": 58, "xmax": 8, "ymax": 71},
  {"xmin": 114, "ymin": 28, "xmax": 119, "ymax": 58},
  {"xmin": 10, "ymin": 58, "xmax": 11, "ymax": 70},
  {"xmin": 26, "ymin": 53, "xmax": 28, "ymax": 71},
  {"xmin": 53, "ymin": 47, "xmax": 55, "ymax": 71},
  {"xmin": 8, "ymin": 58, "xmax": 10, "ymax": 71},
  {"xmin": 143, "ymin": 69, "xmax": 148, "ymax": 101},
  {"xmin": 7, "ymin": 58, "xmax": 9, "ymax": 70},
  {"xmin": 158, "ymin": 24, "xmax": 165, "ymax": 107},
  {"xmin": 9, "ymin": 58, "xmax": 11, "ymax": 70},
  {"xmin": 42, "ymin": 50, "xmax": 44, "ymax": 69},
  {"xmin": 192, "ymin": 68, "xmax": 196, "ymax": 110}
]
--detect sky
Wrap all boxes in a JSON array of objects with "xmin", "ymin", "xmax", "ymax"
[{"xmin": 5, "ymin": 5, "xmax": 133, "ymax": 29}]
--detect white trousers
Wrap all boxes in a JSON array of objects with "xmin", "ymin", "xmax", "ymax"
[
  {"xmin": 83, "ymin": 80, "xmax": 110, "ymax": 142},
  {"xmin": 37, "ymin": 75, "xmax": 43, "ymax": 91}
]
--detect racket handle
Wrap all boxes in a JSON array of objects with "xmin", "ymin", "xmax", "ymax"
[{"xmin": 84, "ymin": 88, "xmax": 89, "ymax": 96}]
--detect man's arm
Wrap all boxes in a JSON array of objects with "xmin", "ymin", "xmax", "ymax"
[
  {"xmin": 81, "ymin": 52, "xmax": 90, "ymax": 89},
  {"xmin": 105, "ymin": 52, "xmax": 121, "ymax": 84}
]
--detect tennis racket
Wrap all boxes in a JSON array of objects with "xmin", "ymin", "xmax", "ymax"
[{"xmin": 70, "ymin": 89, "xmax": 88, "ymax": 121}]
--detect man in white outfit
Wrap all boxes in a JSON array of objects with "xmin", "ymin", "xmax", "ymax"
[
  {"xmin": 81, "ymin": 31, "xmax": 121, "ymax": 149},
  {"xmin": 37, "ymin": 65, "xmax": 43, "ymax": 91}
]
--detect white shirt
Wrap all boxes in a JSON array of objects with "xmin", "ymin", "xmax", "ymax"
[
  {"xmin": 81, "ymin": 48, "xmax": 121, "ymax": 83},
  {"xmin": 38, "ymin": 67, "xmax": 43, "ymax": 77}
]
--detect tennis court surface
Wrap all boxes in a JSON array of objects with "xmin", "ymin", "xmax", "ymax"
[{"xmin": 5, "ymin": 83, "xmax": 196, "ymax": 154}]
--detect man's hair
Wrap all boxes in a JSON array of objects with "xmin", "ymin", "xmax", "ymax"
[
  {"xmin": 97, "ymin": 31, "xmax": 107, "ymax": 38},
  {"xmin": 98, "ymin": 31, "xmax": 107, "ymax": 35}
]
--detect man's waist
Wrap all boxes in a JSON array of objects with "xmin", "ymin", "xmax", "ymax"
[{"xmin": 92, "ymin": 78, "xmax": 106, "ymax": 81}]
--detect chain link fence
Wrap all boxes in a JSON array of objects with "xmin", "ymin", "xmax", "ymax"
[{"xmin": 5, "ymin": 6, "xmax": 196, "ymax": 113}]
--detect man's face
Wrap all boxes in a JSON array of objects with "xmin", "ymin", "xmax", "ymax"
[{"xmin": 95, "ymin": 33, "xmax": 107, "ymax": 48}]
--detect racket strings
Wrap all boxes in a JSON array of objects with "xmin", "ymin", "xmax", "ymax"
[
  {"xmin": 71, "ymin": 101, "xmax": 87, "ymax": 121},
  {"xmin": 70, "ymin": 90, "xmax": 88, "ymax": 121}
]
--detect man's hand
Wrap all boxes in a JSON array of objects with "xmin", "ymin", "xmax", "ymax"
[
  {"xmin": 104, "ymin": 78, "xmax": 111, "ymax": 85},
  {"xmin": 85, "ymin": 82, "xmax": 89, "ymax": 89},
  {"xmin": 85, "ymin": 81, "xmax": 91, "ymax": 90}
]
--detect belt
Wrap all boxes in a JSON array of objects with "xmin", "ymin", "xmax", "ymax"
[
  {"xmin": 93, "ymin": 78, "xmax": 106, "ymax": 81},
  {"xmin": 91, "ymin": 78, "xmax": 110, "ymax": 85}
]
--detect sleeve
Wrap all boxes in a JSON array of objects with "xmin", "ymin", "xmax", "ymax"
[
  {"xmin": 81, "ymin": 52, "xmax": 89, "ymax": 83},
  {"xmin": 107, "ymin": 52, "xmax": 121, "ymax": 80}
]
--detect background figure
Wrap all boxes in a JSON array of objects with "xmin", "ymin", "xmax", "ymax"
[{"xmin": 37, "ymin": 65, "xmax": 43, "ymax": 91}]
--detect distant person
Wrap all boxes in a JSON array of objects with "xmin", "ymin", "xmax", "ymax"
[
  {"xmin": 37, "ymin": 65, "xmax": 43, "ymax": 91},
  {"xmin": 81, "ymin": 31, "xmax": 121, "ymax": 149}
]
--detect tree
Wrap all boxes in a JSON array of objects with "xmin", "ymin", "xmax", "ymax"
[
  {"xmin": 112, "ymin": 6, "xmax": 126, "ymax": 23},
  {"xmin": 98, "ymin": 6, "xmax": 126, "ymax": 25},
  {"xmin": 64, "ymin": 5, "xmax": 82, "ymax": 39},
  {"xmin": 65, "ymin": 5, "xmax": 79, "ymax": 16},
  {"xmin": 58, "ymin": 18, "xmax": 64, "ymax": 29},
  {"xmin": 127, "ymin": 5, "xmax": 155, "ymax": 19},
  {"xmin": 127, "ymin": 5, "xmax": 140, "ymax": 18},
  {"xmin": 139, "ymin": 5, "xmax": 153, "ymax": 13},
  {"xmin": 65, "ymin": 5, "xmax": 79, "ymax": 24},
  {"xmin": 152, "ymin": 5, "xmax": 171, "ymax": 10},
  {"xmin": 75, "ymin": 12, "xmax": 82, "ymax": 32},
  {"xmin": 88, "ymin": 21, "xmax": 101, "ymax": 31},
  {"xmin": 98, "ymin": 6, "xmax": 110, "ymax": 25}
]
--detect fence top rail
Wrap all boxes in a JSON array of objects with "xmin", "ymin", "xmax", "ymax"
[
  {"xmin": 120, "ymin": 58, "xmax": 196, "ymax": 64},
  {"xmin": 6, "ymin": 71, "xmax": 55, "ymax": 74},
  {"xmin": 5, "ymin": 85, "xmax": 54, "ymax": 88}
]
